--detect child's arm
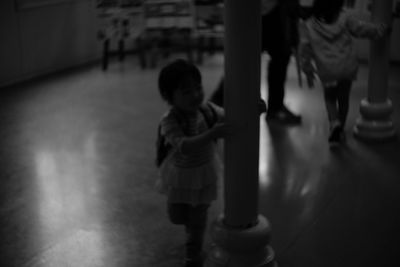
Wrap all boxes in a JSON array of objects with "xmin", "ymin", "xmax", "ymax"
[
  {"xmin": 208, "ymin": 101, "xmax": 225, "ymax": 120},
  {"xmin": 346, "ymin": 15, "xmax": 388, "ymax": 39},
  {"xmin": 162, "ymin": 111, "xmax": 232, "ymax": 155},
  {"xmin": 179, "ymin": 122, "xmax": 231, "ymax": 154},
  {"xmin": 259, "ymin": 99, "xmax": 267, "ymax": 114}
]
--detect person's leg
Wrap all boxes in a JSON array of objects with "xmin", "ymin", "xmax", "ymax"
[
  {"xmin": 323, "ymin": 85, "xmax": 339, "ymax": 123},
  {"xmin": 323, "ymin": 84, "xmax": 341, "ymax": 143},
  {"xmin": 184, "ymin": 204, "xmax": 210, "ymax": 267},
  {"xmin": 266, "ymin": 51, "xmax": 301, "ymax": 124},
  {"xmin": 267, "ymin": 51, "xmax": 291, "ymax": 113},
  {"xmin": 262, "ymin": 6, "xmax": 301, "ymax": 124},
  {"xmin": 337, "ymin": 80, "xmax": 352, "ymax": 129},
  {"xmin": 265, "ymin": 44, "xmax": 301, "ymax": 123},
  {"xmin": 264, "ymin": 7, "xmax": 288, "ymax": 113},
  {"xmin": 262, "ymin": 8, "xmax": 283, "ymax": 113}
]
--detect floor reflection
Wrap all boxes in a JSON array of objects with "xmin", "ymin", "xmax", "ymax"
[
  {"xmin": 259, "ymin": 115, "xmax": 273, "ymax": 189},
  {"xmin": 33, "ymin": 132, "xmax": 107, "ymax": 266}
]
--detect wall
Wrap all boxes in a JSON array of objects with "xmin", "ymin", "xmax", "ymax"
[{"xmin": 0, "ymin": 0, "xmax": 101, "ymax": 87}]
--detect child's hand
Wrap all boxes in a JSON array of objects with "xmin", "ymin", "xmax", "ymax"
[
  {"xmin": 258, "ymin": 98, "xmax": 267, "ymax": 115},
  {"xmin": 211, "ymin": 120, "xmax": 249, "ymax": 139},
  {"xmin": 211, "ymin": 122, "xmax": 235, "ymax": 139},
  {"xmin": 376, "ymin": 23, "xmax": 389, "ymax": 38}
]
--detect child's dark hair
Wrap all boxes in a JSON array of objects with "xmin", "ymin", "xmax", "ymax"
[
  {"xmin": 158, "ymin": 59, "xmax": 202, "ymax": 104},
  {"xmin": 312, "ymin": 0, "xmax": 344, "ymax": 23}
]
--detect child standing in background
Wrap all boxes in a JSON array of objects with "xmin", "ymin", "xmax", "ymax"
[
  {"xmin": 299, "ymin": 0, "xmax": 388, "ymax": 145},
  {"xmin": 156, "ymin": 59, "xmax": 231, "ymax": 267}
]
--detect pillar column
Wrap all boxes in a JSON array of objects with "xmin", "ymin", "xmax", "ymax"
[
  {"xmin": 205, "ymin": 1, "xmax": 276, "ymax": 266},
  {"xmin": 353, "ymin": 0, "xmax": 396, "ymax": 141}
]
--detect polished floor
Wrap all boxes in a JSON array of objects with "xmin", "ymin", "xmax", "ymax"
[{"xmin": 0, "ymin": 53, "xmax": 399, "ymax": 267}]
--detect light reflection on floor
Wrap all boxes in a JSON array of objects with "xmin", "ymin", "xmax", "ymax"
[
  {"xmin": 33, "ymin": 132, "xmax": 107, "ymax": 266},
  {"xmin": 258, "ymin": 115, "xmax": 273, "ymax": 190}
]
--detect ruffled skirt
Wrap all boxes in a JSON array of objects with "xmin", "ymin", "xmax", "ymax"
[{"xmin": 156, "ymin": 154, "xmax": 222, "ymax": 206}]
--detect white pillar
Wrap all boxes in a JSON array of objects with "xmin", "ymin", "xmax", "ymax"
[
  {"xmin": 353, "ymin": 0, "xmax": 396, "ymax": 141},
  {"xmin": 205, "ymin": 0, "xmax": 276, "ymax": 266}
]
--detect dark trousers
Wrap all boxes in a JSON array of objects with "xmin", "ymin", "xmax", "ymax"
[
  {"xmin": 167, "ymin": 203, "xmax": 209, "ymax": 261},
  {"xmin": 267, "ymin": 52, "xmax": 291, "ymax": 112},
  {"xmin": 262, "ymin": 6, "xmax": 295, "ymax": 112},
  {"xmin": 323, "ymin": 80, "xmax": 352, "ymax": 127}
]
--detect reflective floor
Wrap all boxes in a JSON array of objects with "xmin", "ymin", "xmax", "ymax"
[{"xmin": 0, "ymin": 53, "xmax": 399, "ymax": 267}]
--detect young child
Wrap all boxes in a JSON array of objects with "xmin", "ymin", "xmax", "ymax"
[
  {"xmin": 156, "ymin": 59, "xmax": 231, "ymax": 267},
  {"xmin": 299, "ymin": 0, "xmax": 388, "ymax": 144}
]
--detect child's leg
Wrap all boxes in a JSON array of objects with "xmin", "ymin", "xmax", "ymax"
[
  {"xmin": 184, "ymin": 204, "xmax": 210, "ymax": 266},
  {"xmin": 167, "ymin": 202, "xmax": 189, "ymax": 225},
  {"xmin": 336, "ymin": 80, "xmax": 352, "ymax": 129},
  {"xmin": 323, "ymin": 85, "xmax": 342, "ymax": 143},
  {"xmin": 323, "ymin": 85, "xmax": 340, "ymax": 125}
]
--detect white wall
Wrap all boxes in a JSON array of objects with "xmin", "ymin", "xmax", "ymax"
[{"xmin": 0, "ymin": 0, "xmax": 101, "ymax": 87}]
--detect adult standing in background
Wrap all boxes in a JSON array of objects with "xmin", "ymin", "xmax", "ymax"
[{"xmin": 262, "ymin": 0, "xmax": 302, "ymax": 124}]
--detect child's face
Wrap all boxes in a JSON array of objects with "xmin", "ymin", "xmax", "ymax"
[{"xmin": 172, "ymin": 78, "xmax": 204, "ymax": 113}]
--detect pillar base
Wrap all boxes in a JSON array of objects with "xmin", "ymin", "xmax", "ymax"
[
  {"xmin": 353, "ymin": 98, "xmax": 396, "ymax": 142},
  {"xmin": 205, "ymin": 215, "xmax": 277, "ymax": 267}
]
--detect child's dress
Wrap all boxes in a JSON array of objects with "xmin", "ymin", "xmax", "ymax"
[{"xmin": 157, "ymin": 102, "xmax": 223, "ymax": 206}]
